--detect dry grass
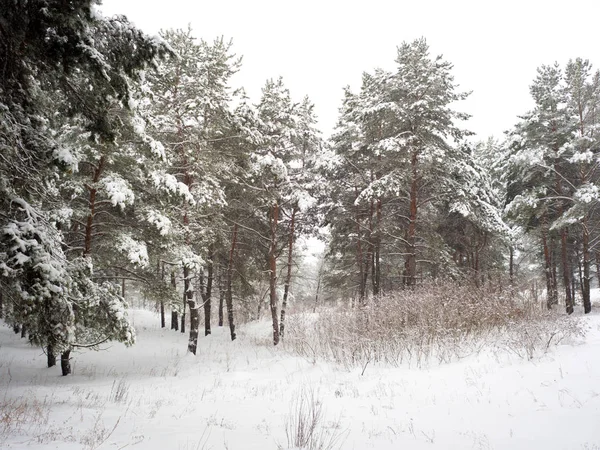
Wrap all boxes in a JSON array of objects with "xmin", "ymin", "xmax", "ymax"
[
  {"xmin": 280, "ymin": 387, "xmax": 347, "ymax": 450},
  {"xmin": 283, "ymin": 281, "xmax": 585, "ymax": 369}
]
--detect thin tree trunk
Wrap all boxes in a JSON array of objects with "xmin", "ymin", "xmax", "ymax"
[
  {"xmin": 181, "ymin": 288, "xmax": 186, "ymax": 334},
  {"xmin": 218, "ymin": 265, "xmax": 224, "ymax": 327},
  {"xmin": 184, "ymin": 266, "xmax": 199, "ymax": 354},
  {"xmin": 47, "ymin": 345, "xmax": 56, "ymax": 367},
  {"xmin": 204, "ymin": 247, "xmax": 214, "ymax": 336},
  {"xmin": 561, "ymin": 228, "xmax": 573, "ymax": 314},
  {"xmin": 354, "ymin": 187, "xmax": 366, "ymax": 305},
  {"xmin": 313, "ymin": 260, "xmax": 324, "ymax": 313},
  {"xmin": 541, "ymin": 222, "xmax": 557, "ymax": 309},
  {"xmin": 61, "ymin": 349, "xmax": 71, "ymax": 376},
  {"xmin": 280, "ymin": 207, "xmax": 296, "ymax": 339},
  {"xmin": 404, "ymin": 150, "xmax": 419, "ymax": 287},
  {"xmin": 582, "ymin": 221, "xmax": 592, "ymax": 313},
  {"xmin": 84, "ymin": 156, "xmax": 105, "ymax": 256},
  {"xmin": 374, "ymin": 198, "xmax": 382, "ymax": 297},
  {"xmin": 0, "ymin": 289, "xmax": 3, "ymax": 319},
  {"xmin": 20, "ymin": 324, "xmax": 26, "ymax": 338},
  {"xmin": 595, "ymin": 252, "xmax": 600, "ymax": 289},
  {"xmin": 171, "ymin": 271, "xmax": 178, "ymax": 331},
  {"xmin": 269, "ymin": 202, "xmax": 280, "ymax": 346},
  {"xmin": 225, "ymin": 224, "xmax": 238, "ymax": 341},
  {"xmin": 160, "ymin": 262, "xmax": 166, "ymax": 328},
  {"xmin": 509, "ymin": 245, "xmax": 514, "ymax": 284}
]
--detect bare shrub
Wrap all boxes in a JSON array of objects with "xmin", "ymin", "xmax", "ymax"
[
  {"xmin": 109, "ymin": 377, "xmax": 130, "ymax": 404},
  {"xmin": 0, "ymin": 394, "xmax": 49, "ymax": 443},
  {"xmin": 281, "ymin": 387, "xmax": 347, "ymax": 450},
  {"xmin": 283, "ymin": 281, "xmax": 585, "ymax": 369}
]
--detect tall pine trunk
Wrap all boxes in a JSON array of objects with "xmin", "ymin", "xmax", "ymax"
[
  {"xmin": 47, "ymin": 345, "xmax": 56, "ymax": 367},
  {"xmin": 279, "ymin": 207, "xmax": 296, "ymax": 339},
  {"xmin": 404, "ymin": 150, "xmax": 419, "ymax": 287},
  {"xmin": 171, "ymin": 271, "xmax": 178, "ymax": 331},
  {"xmin": 582, "ymin": 220, "xmax": 592, "ymax": 313},
  {"xmin": 561, "ymin": 228, "xmax": 573, "ymax": 314},
  {"xmin": 218, "ymin": 265, "xmax": 224, "ymax": 327},
  {"xmin": 184, "ymin": 266, "xmax": 199, "ymax": 354},
  {"xmin": 160, "ymin": 262, "xmax": 166, "ymax": 328},
  {"xmin": 84, "ymin": 156, "xmax": 105, "ymax": 256},
  {"xmin": 204, "ymin": 247, "xmax": 214, "ymax": 336},
  {"xmin": 268, "ymin": 202, "xmax": 280, "ymax": 345},
  {"xmin": 225, "ymin": 224, "xmax": 238, "ymax": 341},
  {"xmin": 541, "ymin": 220, "xmax": 557, "ymax": 309},
  {"xmin": 354, "ymin": 187, "xmax": 366, "ymax": 306},
  {"xmin": 61, "ymin": 349, "xmax": 71, "ymax": 376}
]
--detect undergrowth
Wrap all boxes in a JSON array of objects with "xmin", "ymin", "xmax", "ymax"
[{"xmin": 283, "ymin": 282, "xmax": 585, "ymax": 369}]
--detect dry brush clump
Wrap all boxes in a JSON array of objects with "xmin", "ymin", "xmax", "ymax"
[{"xmin": 283, "ymin": 281, "xmax": 585, "ymax": 368}]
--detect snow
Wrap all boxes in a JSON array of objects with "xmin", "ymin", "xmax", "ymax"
[
  {"xmin": 1, "ymin": 301, "xmax": 600, "ymax": 449},
  {"xmin": 116, "ymin": 235, "xmax": 149, "ymax": 267},
  {"xmin": 102, "ymin": 175, "xmax": 135, "ymax": 209}
]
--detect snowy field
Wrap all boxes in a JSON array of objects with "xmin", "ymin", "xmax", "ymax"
[{"xmin": 1, "ymin": 306, "xmax": 600, "ymax": 449}]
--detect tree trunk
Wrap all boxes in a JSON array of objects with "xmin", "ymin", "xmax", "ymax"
[
  {"xmin": 0, "ymin": 289, "xmax": 3, "ymax": 319},
  {"xmin": 180, "ymin": 289, "xmax": 186, "ymax": 334},
  {"xmin": 582, "ymin": 221, "xmax": 592, "ymax": 313},
  {"xmin": 404, "ymin": 150, "xmax": 419, "ymax": 287},
  {"xmin": 20, "ymin": 324, "xmax": 26, "ymax": 339},
  {"xmin": 225, "ymin": 224, "xmax": 238, "ymax": 341},
  {"xmin": 204, "ymin": 247, "xmax": 214, "ymax": 336},
  {"xmin": 61, "ymin": 349, "xmax": 71, "ymax": 376},
  {"xmin": 218, "ymin": 266, "xmax": 224, "ymax": 327},
  {"xmin": 541, "ymin": 221, "xmax": 557, "ymax": 309},
  {"xmin": 354, "ymin": 187, "xmax": 366, "ymax": 306},
  {"xmin": 279, "ymin": 208, "xmax": 296, "ymax": 339},
  {"xmin": 313, "ymin": 260, "xmax": 323, "ymax": 313},
  {"xmin": 184, "ymin": 266, "xmax": 199, "ymax": 354},
  {"xmin": 269, "ymin": 202, "xmax": 280, "ymax": 346},
  {"xmin": 595, "ymin": 252, "xmax": 600, "ymax": 289},
  {"xmin": 373, "ymin": 198, "xmax": 382, "ymax": 297},
  {"xmin": 160, "ymin": 263, "xmax": 166, "ymax": 328},
  {"xmin": 509, "ymin": 245, "xmax": 514, "ymax": 284},
  {"xmin": 47, "ymin": 345, "xmax": 56, "ymax": 368},
  {"xmin": 84, "ymin": 156, "xmax": 105, "ymax": 256},
  {"xmin": 561, "ymin": 228, "xmax": 573, "ymax": 314},
  {"xmin": 171, "ymin": 271, "xmax": 178, "ymax": 331}
]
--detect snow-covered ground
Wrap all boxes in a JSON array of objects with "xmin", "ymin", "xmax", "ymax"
[{"xmin": 1, "ymin": 306, "xmax": 600, "ymax": 449}]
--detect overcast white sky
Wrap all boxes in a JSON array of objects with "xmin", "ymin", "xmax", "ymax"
[{"xmin": 101, "ymin": 0, "xmax": 599, "ymax": 141}]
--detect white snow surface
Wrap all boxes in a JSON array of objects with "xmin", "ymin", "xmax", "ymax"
[{"xmin": 1, "ymin": 308, "xmax": 600, "ymax": 449}]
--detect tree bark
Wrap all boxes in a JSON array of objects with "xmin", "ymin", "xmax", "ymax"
[
  {"xmin": 20, "ymin": 324, "xmax": 26, "ymax": 338},
  {"xmin": 225, "ymin": 224, "xmax": 238, "ymax": 341},
  {"xmin": 171, "ymin": 271, "xmax": 178, "ymax": 331},
  {"xmin": 561, "ymin": 228, "xmax": 573, "ymax": 314},
  {"xmin": 84, "ymin": 156, "xmax": 105, "ymax": 256},
  {"xmin": 47, "ymin": 345, "xmax": 56, "ymax": 368},
  {"xmin": 541, "ymin": 218, "xmax": 557, "ymax": 309},
  {"xmin": 582, "ymin": 220, "xmax": 592, "ymax": 313},
  {"xmin": 404, "ymin": 150, "xmax": 419, "ymax": 287},
  {"xmin": 354, "ymin": 187, "xmax": 366, "ymax": 306},
  {"xmin": 218, "ymin": 265, "xmax": 224, "ymax": 327},
  {"xmin": 269, "ymin": 202, "xmax": 280, "ymax": 345},
  {"xmin": 160, "ymin": 262, "xmax": 166, "ymax": 328},
  {"xmin": 509, "ymin": 245, "xmax": 514, "ymax": 284},
  {"xmin": 184, "ymin": 266, "xmax": 199, "ymax": 354},
  {"xmin": 279, "ymin": 207, "xmax": 296, "ymax": 339},
  {"xmin": 61, "ymin": 349, "xmax": 71, "ymax": 376},
  {"xmin": 203, "ymin": 247, "xmax": 214, "ymax": 336}
]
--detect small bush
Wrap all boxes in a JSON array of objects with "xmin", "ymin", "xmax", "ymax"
[
  {"xmin": 283, "ymin": 281, "xmax": 584, "ymax": 369},
  {"xmin": 281, "ymin": 387, "xmax": 346, "ymax": 450}
]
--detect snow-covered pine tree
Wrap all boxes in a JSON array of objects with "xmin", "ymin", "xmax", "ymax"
[
  {"xmin": 143, "ymin": 27, "xmax": 241, "ymax": 353},
  {"xmin": 0, "ymin": 1, "xmax": 167, "ymax": 374}
]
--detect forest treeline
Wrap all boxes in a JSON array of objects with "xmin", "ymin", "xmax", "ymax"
[{"xmin": 1, "ymin": 2, "xmax": 599, "ymax": 375}]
